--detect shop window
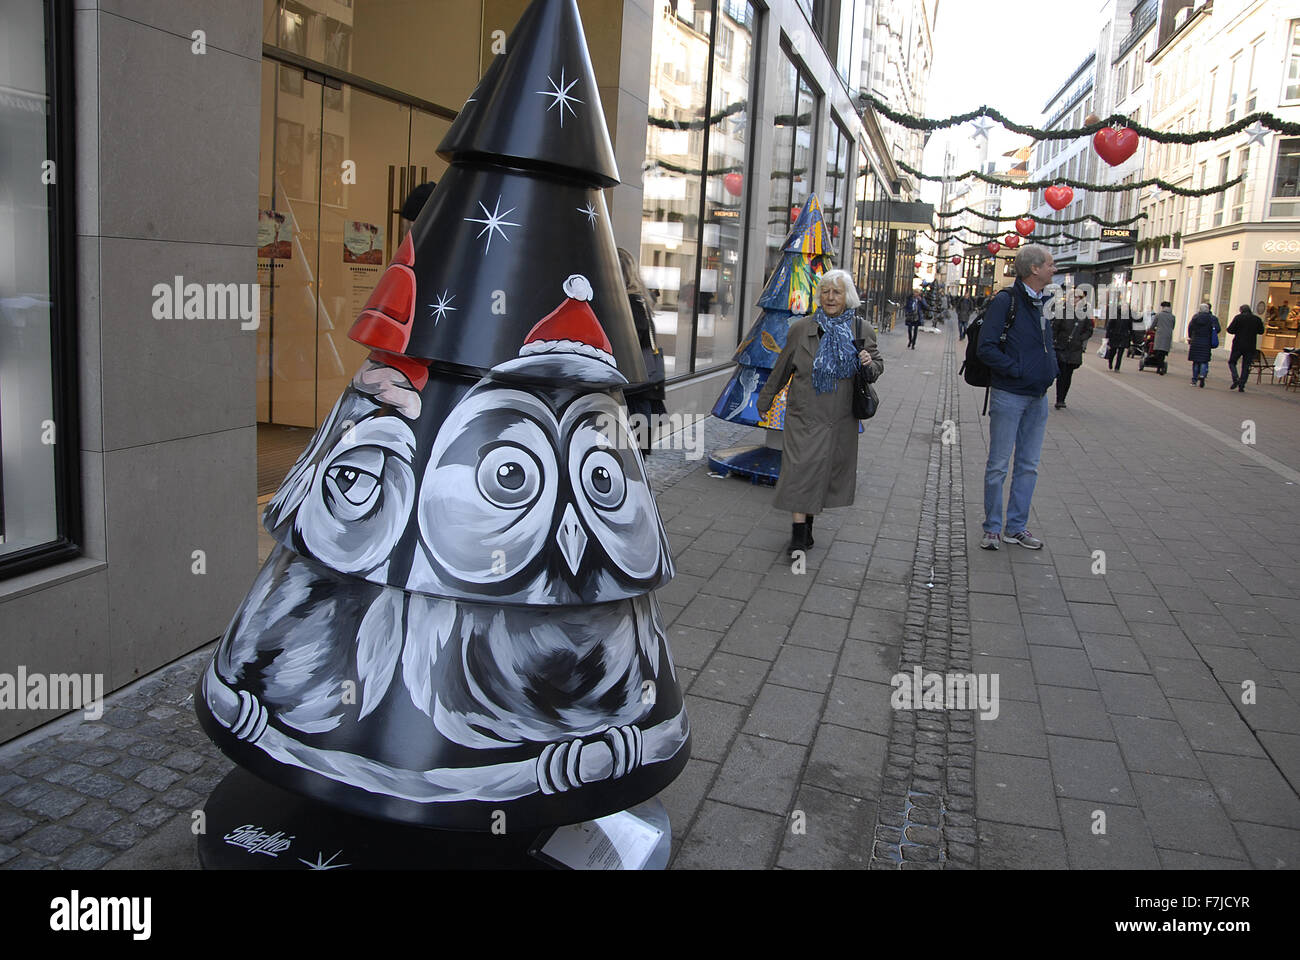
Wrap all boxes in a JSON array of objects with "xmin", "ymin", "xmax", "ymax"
[
  {"xmin": 1269, "ymin": 138, "xmax": 1300, "ymax": 218},
  {"xmin": 822, "ymin": 119, "xmax": 852, "ymax": 262},
  {"xmin": 641, "ymin": 0, "xmax": 761, "ymax": 377},
  {"xmin": 1212, "ymin": 154, "xmax": 1229, "ymax": 226},
  {"xmin": 0, "ymin": 0, "xmax": 80, "ymax": 578}
]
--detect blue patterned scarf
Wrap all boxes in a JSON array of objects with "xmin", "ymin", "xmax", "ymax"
[{"xmin": 811, "ymin": 309, "xmax": 857, "ymax": 394}]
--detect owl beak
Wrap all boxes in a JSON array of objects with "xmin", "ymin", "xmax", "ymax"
[{"xmin": 556, "ymin": 503, "xmax": 588, "ymax": 576}]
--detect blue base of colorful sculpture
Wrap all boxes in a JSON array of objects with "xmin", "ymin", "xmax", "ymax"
[{"xmin": 707, "ymin": 444, "xmax": 782, "ymax": 485}]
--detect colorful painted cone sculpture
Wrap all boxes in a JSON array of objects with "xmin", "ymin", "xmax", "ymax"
[
  {"xmin": 711, "ymin": 195, "xmax": 831, "ymax": 431},
  {"xmin": 197, "ymin": 0, "xmax": 689, "ymax": 832}
]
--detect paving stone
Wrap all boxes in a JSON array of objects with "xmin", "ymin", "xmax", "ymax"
[
  {"xmin": 708, "ymin": 735, "xmax": 806, "ymax": 815},
  {"xmin": 968, "ymin": 593, "xmax": 1021, "ymax": 625},
  {"xmin": 15, "ymin": 756, "xmax": 59, "ymax": 778},
  {"xmin": 1130, "ymin": 623, "xmax": 1198, "ymax": 660},
  {"xmin": 673, "ymin": 801, "xmax": 784, "ymax": 870},
  {"xmin": 656, "ymin": 757, "xmax": 717, "ymax": 831},
  {"xmin": 1038, "ymin": 687, "xmax": 1114, "ymax": 740},
  {"xmin": 666, "ymin": 625, "xmax": 724, "ymax": 670},
  {"xmin": 680, "ymin": 696, "xmax": 744, "ymax": 764},
  {"xmin": 702, "ymin": 567, "xmax": 765, "ymax": 602},
  {"xmin": 70, "ymin": 772, "xmax": 127, "ymax": 800},
  {"xmin": 1094, "ymin": 671, "xmax": 1173, "ymax": 720},
  {"xmin": 0, "ymin": 811, "xmax": 36, "ymax": 844},
  {"xmin": 42, "ymin": 763, "xmax": 94, "ymax": 787},
  {"xmin": 1060, "ymin": 577, "xmax": 1113, "ymax": 604},
  {"xmin": 1150, "ymin": 657, "xmax": 1223, "ymax": 702},
  {"xmin": 1156, "ymin": 850, "xmax": 1251, "ymax": 870},
  {"xmin": 1195, "ymin": 753, "xmax": 1300, "ymax": 828},
  {"xmin": 654, "ymin": 572, "xmax": 708, "ymax": 609},
  {"xmin": 65, "ymin": 805, "xmax": 123, "ymax": 834},
  {"xmin": 803, "ymin": 723, "xmax": 887, "ymax": 798},
  {"xmin": 1046, "ymin": 736, "xmax": 1137, "ymax": 805},
  {"xmin": 976, "ymin": 754, "xmax": 1060, "ymax": 829},
  {"xmin": 0, "ymin": 773, "xmax": 25, "ymax": 798},
  {"xmin": 1167, "ymin": 699, "xmax": 1267, "ymax": 756},
  {"xmin": 693, "ymin": 652, "xmax": 768, "ymax": 706},
  {"xmin": 22, "ymin": 824, "xmax": 84, "ymax": 856},
  {"xmin": 134, "ymin": 766, "xmax": 182, "ymax": 793},
  {"xmin": 1132, "ymin": 773, "xmax": 1248, "ymax": 859},
  {"xmin": 1113, "ymin": 716, "xmax": 1203, "ymax": 779},
  {"xmin": 107, "ymin": 784, "xmax": 153, "ymax": 812},
  {"xmin": 1067, "ymin": 602, "xmax": 1130, "ymax": 636},
  {"xmin": 742, "ymin": 684, "xmax": 823, "ymax": 745},
  {"xmin": 0, "ymin": 844, "xmax": 16, "ymax": 865},
  {"xmin": 768, "ymin": 645, "xmax": 838, "ymax": 693},
  {"xmin": 674, "ymin": 550, "xmax": 727, "ymax": 579},
  {"xmin": 1029, "ymin": 646, "xmax": 1097, "ymax": 689},
  {"xmin": 77, "ymin": 748, "xmax": 119, "ymax": 768},
  {"xmin": 975, "ymin": 698, "xmax": 1049, "ymax": 758},
  {"xmin": 97, "ymin": 821, "xmax": 147, "ymax": 851},
  {"xmin": 848, "ymin": 607, "xmax": 906, "ymax": 645},
  {"xmin": 777, "ymin": 786, "xmax": 875, "ymax": 869},
  {"xmin": 54, "ymin": 724, "xmax": 110, "ymax": 744},
  {"xmin": 1114, "ymin": 594, "xmax": 1176, "ymax": 624},
  {"xmin": 971, "ymin": 656, "xmax": 1036, "ymax": 702},
  {"xmin": 821, "ymin": 676, "xmax": 894, "ymax": 736},
  {"xmin": 717, "ymin": 617, "xmax": 787, "ymax": 661},
  {"xmin": 22, "ymin": 789, "xmax": 87, "ymax": 820},
  {"xmin": 969, "ymin": 572, "xmax": 1015, "ymax": 595},
  {"xmin": 1257, "ymin": 731, "xmax": 1300, "ymax": 795},
  {"xmin": 132, "ymin": 803, "xmax": 177, "ymax": 830},
  {"xmin": 1233, "ymin": 822, "xmax": 1300, "ymax": 870},
  {"xmin": 977, "ymin": 821, "xmax": 1068, "ymax": 869},
  {"xmin": 970, "ymin": 620, "xmax": 1029, "ymax": 658},
  {"xmin": 1226, "ymin": 684, "xmax": 1300, "ymax": 735},
  {"xmin": 126, "ymin": 741, "xmax": 171, "ymax": 761},
  {"xmin": 1021, "ymin": 614, "xmax": 1081, "ymax": 648},
  {"xmin": 760, "ymin": 565, "xmax": 817, "ymax": 596},
  {"xmin": 837, "ymin": 640, "xmax": 901, "ymax": 684},
  {"xmin": 57, "ymin": 844, "xmax": 116, "ymax": 870},
  {"xmin": 786, "ymin": 612, "xmax": 849, "ymax": 652}
]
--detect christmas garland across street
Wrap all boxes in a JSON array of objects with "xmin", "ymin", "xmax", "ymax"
[
  {"xmin": 899, "ymin": 159, "xmax": 1243, "ymax": 198},
  {"xmin": 934, "ymin": 206, "xmax": 1148, "ymax": 226}
]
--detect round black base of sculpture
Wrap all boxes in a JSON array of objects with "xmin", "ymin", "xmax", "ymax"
[{"xmin": 197, "ymin": 766, "xmax": 671, "ymax": 870}]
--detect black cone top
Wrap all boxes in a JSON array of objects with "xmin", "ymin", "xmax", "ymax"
[{"xmin": 439, "ymin": 0, "xmax": 619, "ymax": 189}]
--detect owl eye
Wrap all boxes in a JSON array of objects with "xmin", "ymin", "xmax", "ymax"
[
  {"xmin": 580, "ymin": 449, "xmax": 626, "ymax": 511},
  {"xmin": 326, "ymin": 465, "xmax": 380, "ymax": 507},
  {"xmin": 476, "ymin": 444, "xmax": 542, "ymax": 509}
]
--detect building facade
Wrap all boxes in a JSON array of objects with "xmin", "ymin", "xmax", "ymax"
[{"xmin": 0, "ymin": 0, "xmax": 929, "ymax": 743}]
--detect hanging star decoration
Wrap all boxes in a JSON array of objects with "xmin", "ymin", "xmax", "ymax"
[
  {"xmin": 298, "ymin": 850, "xmax": 350, "ymax": 870},
  {"xmin": 576, "ymin": 201, "xmax": 599, "ymax": 228},
  {"xmin": 972, "ymin": 117, "xmax": 995, "ymax": 141},
  {"xmin": 464, "ymin": 195, "xmax": 521, "ymax": 254},
  {"xmin": 1244, "ymin": 121, "xmax": 1270, "ymax": 148},
  {"xmin": 536, "ymin": 66, "xmax": 582, "ymax": 127},
  {"xmin": 429, "ymin": 290, "xmax": 457, "ymax": 325}
]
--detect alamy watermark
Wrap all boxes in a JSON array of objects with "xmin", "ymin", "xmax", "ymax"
[
  {"xmin": 593, "ymin": 412, "xmax": 708, "ymax": 460},
  {"xmin": 890, "ymin": 667, "xmax": 1000, "ymax": 720},
  {"xmin": 1042, "ymin": 282, "xmax": 1139, "ymax": 323},
  {"xmin": 0, "ymin": 666, "xmax": 104, "ymax": 720},
  {"xmin": 152, "ymin": 275, "xmax": 259, "ymax": 329}
]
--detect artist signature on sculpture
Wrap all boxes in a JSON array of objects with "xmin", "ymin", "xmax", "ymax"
[{"xmin": 223, "ymin": 824, "xmax": 295, "ymax": 857}]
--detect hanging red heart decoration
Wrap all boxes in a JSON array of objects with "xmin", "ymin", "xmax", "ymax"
[
  {"xmin": 914, "ymin": 260, "xmax": 923, "ymax": 268},
  {"xmin": 1044, "ymin": 185, "xmax": 1074, "ymax": 210},
  {"xmin": 1015, "ymin": 217, "xmax": 1036, "ymax": 236},
  {"xmin": 1004, "ymin": 234, "xmax": 1021, "ymax": 249},
  {"xmin": 986, "ymin": 241, "xmax": 1001, "ymax": 254},
  {"xmin": 951, "ymin": 256, "xmax": 962, "ymax": 265},
  {"xmin": 723, "ymin": 172, "xmax": 743, "ymax": 197},
  {"xmin": 1093, "ymin": 126, "xmax": 1139, "ymax": 167}
]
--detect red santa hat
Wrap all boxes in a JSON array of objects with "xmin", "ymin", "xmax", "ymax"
[{"xmin": 518, "ymin": 275, "xmax": 616, "ymax": 368}]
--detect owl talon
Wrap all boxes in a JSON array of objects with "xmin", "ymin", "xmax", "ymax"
[
  {"xmin": 603, "ymin": 724, "xmax": 643, "ymax": 779},
  {"xmin": 537, "ymin": 738, "xmax": 585, "ymax": 794}
]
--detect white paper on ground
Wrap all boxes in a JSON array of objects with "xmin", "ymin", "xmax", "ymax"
[{"xmin": 535, "ymin": 810, "xmax": 664, "ymax": 870}]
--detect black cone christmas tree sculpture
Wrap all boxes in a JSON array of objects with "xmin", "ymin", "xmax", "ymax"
[{"xmin": 197, "ymin": 0, "xmax": 689, "ymax": 837}]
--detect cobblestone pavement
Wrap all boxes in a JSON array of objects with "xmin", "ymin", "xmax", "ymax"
[{"xmin": 3, "ymin": 322, "xmax": 1297, "ymax": 869}]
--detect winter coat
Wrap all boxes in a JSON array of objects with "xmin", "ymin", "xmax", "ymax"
[
  {"xmin": 1152, "ymin": 310, "xmax": 1175, "ymax": 353},
  {"xmin": 977, "ymin": 282, "xmax": 1059, "ymax": 398},
  {"xmin": 1105, "ymin": 313, "xmax": 1132, "ymax": 349},
  {"xmin": 904, "ymin": 296, "xmax": 925, "ymax": 327},
  {"xmin": 1186, "ymin": 311, "xmax": 1220, "ymax": 363},
  {"xmin": 1051, "ymin": 313, "xmax": 1094, "ymax": 368},
  {"xmin": 624, "ymin": 292, "xmax": 666, "ymax": 409},
  {"xmin": 757, "ymin": 311, "xmax": 884, "ymax": 514},
  {"xmin": 1227, "ymin": 310, "xmax": 1265, "ymax": 360}
]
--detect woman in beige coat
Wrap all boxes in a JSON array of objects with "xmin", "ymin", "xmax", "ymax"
[{"xmin": 758, "ymin": 269, "xmax": 884, "ymax": 557}]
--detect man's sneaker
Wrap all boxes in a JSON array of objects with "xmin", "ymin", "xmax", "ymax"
[
  {"xmin": 1005, "ymin": 530, "xmax": 1044, "ymax": 550},
  {"xmin": 980, "ymin": 532, "xmax": 1001, "ymax": 551}
]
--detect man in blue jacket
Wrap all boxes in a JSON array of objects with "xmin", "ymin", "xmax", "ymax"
[{"xmin": 977, "ymin": 244, "xmax": 1059, "ymax": 551}]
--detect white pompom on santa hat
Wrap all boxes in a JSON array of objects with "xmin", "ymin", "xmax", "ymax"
[{"xmin": 518, "ymin": 274, "xmax": 617, "ymax": 368}]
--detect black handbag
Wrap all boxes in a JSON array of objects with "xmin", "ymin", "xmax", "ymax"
[{"xmin": 852, "ymin": 312, "xmax": 879, "ymax": 419}]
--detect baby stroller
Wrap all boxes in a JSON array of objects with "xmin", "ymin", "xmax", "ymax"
[{"xmin": 1136, "ymin": 327, "xmax": 1168, "ymax": 375}]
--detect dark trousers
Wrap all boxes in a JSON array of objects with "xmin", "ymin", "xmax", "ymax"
[
  {"xmin": 1107, "ymin": 342, "xmax": 1124, "ymax": 371},
  {"xmin": 906, "ymin": 323, "xmax": 919, "ymax": 347},
  {"xmin": 1229, "ymin": 351, "xmax": 1255, "ymax": 387},
  {"xmin": 1055, "ymin": 360, "xmax": 1076, "ymax": 404}
]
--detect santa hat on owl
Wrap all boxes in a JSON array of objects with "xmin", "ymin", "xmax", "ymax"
[{"xmin": 492, "ymin": 274, "xmax": 628, "ymax": 388}]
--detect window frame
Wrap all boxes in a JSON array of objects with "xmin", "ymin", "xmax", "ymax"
[{"xmin": 0, "ymin": 0, "xmax": 83, "ymax": 582}]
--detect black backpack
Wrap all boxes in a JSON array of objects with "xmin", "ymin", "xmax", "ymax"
[{"xmin": 960, "ymin": 289, "xmax": 1017, "ymax": 413}]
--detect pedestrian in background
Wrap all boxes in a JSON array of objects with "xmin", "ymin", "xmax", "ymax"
[
  {"xmin": 758, "ymin": 269, "xmax": 883, "ymax": 557},
  {"xmin": 1151, "ymin": 300, "xmax": 1175, "ymax": 362},
  {"xmin": 957, "ymin": 295, "xmax": 973, "ymax": 339},
  {"xmin": 1227, "ymin": 304, "xmax": 1265, "ymax": 393},
  {"xmin": 1186, "ymin": 302, "xmax": 1220, "ymax": 387},
  {"xmin": 1052, "ymin": 288, "xmax": 1093, "ymax": 409},
  {"xmin": 1105, "ymin": 307, "xmax": 1132, "ymax": 372},
  {"xmin": 904, "ymin": 290, "xmax": 925, "ymax": 349},
  {"xmin": 977, "ymin": 245, "xmax": 1059, "ymax": 551}
]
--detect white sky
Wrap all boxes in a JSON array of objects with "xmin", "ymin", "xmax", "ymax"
[{"xmin": 919, "ymin": 0, "xmax": 1105, "ymax": 200}]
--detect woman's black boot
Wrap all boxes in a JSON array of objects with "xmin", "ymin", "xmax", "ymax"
[
  {"xmin": 789, "ymin": 522, "xmax": 810, "ymax": 557},
  {"xmin": 804, "ymin": 515, "xmax": 815, "ymax": 547}
]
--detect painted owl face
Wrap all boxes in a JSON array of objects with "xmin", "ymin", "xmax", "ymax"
[{"xmin": 408, "ymin": 379, "xmax": 671, "ymax": 605}]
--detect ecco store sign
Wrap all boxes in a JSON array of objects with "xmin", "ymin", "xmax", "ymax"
[{"xmin": 1262, "ymin": 239, "xmax": 1300, "ymax": 254}]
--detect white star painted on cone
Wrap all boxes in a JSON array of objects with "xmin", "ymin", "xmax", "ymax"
[
  {"xmin": 576, "ymin": 201, "xmax": 599, "ymax": 228},
  {"xmin": 1244, "ymin": 121, "xmax": 1270, "ymax": 148},
  {"xmin": 429, "ymin": 290, "xmax": 458, "ymax": 325},
  {"xmin": 299, "ymin": 850, "xmax": 349, "ymax": 870},
  {"xmin": 536, "ymin": 67, "xmax": 582, "ymax": 127},
  {"xmin": 464, "ymin": 195, "xmax": 521, "ymax": 254}
]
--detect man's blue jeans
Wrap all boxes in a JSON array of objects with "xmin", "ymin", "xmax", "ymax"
[
  {"xmin": 984, "ymin": 388, "xmax": 1050, "ymax": 536},
  {"xmin": 1192, "ymin": 361, "xmax": 1209, "ymax": 380}
]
